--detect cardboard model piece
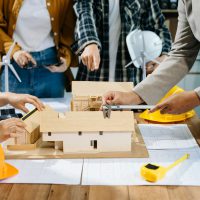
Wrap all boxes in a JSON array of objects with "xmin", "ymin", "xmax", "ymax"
[
  {"xmin": 7, "ymin": 106, "xmax": 135, "ymax": 154},
  {"xmin": 71, "ymin": 81, "xmax": 133, "ymax": 111}
]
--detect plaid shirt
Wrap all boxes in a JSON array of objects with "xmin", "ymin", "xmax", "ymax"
[{"xmin": 72, "ymin": 0, "xmax": 172, "ymax": 85}]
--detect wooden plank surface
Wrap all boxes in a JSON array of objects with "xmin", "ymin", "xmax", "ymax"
[
  {"xmin": 89, "ymin": 186, "xmax": 129, "ymax": 200},
  {"xmin": 1, "ymin": 114, "xmax": 200, "ymax": 200}
]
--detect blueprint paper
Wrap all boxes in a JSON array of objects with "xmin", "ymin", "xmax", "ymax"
[
  {"xmin": 1, "ymin": 159, "xmax": 83, "ymax": 185},
  {"xmin": 138, "ymin": 124, "xmax": 198, "ymax": 149},
  {"xmin": 82, "ymin": 148, "xmax": 200, "ymax": 186}
]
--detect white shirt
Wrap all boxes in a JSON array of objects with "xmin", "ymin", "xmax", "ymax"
[
  {"xmin": 13, "ymin": 0, "xmax": 55, "ymax": 52},
  {"xmin": 109, "ymin": 0, "xmax": 121, "ymax": 81}
]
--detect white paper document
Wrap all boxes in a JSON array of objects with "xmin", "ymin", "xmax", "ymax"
[
  {"xmin": 0, "ymin": 159, "xmax": 83, "ymax": 185},
  {"xmin": 82, "ymin": 148, "xmax": 200, "ymax": 186},
  {"xmin": 138, "ymin": 124, "xmax": 198, "ymax": 149}
]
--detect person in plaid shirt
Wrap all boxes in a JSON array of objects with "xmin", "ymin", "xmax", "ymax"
[{"xmin": 72, "ymin": 0, "xmax": 172, "ymax": 85}]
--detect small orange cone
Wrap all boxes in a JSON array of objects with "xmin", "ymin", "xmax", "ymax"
[{"xmin": 0, "ymin": 145, "xmax": 18, "ymax": 180}]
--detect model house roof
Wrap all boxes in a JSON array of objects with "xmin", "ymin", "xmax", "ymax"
[
  {"xmin": 40, "ymin": 111, "xmax": 135, "ymax": 133},
  {"xmin": 72, "ymin": 81, "xmax": 133, "ymax": 97},
  {"xmin": 23, "ymin": 106, "xmax": 58, "ymax": 133}
]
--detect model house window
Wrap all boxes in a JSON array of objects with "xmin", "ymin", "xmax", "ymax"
[{"xmin": 91, "ymin": 140, "xmax": 98, "ymax": 149}]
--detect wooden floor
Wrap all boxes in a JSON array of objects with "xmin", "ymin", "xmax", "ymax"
[
  {"xmin": 1, "ymin": 114, "xmax": 200, "ymax": 200},
  {"xmin": 1, "ymin": 184, "xmax": 200, "ymax": 200}
]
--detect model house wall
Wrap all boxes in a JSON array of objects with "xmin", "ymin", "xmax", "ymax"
[
  {"xmin": 7, "ymin": 106, "xmax": 135, "ymax": 154},
  {"xmin": 41, "ymin": 111, "xmax": 135, "ymax": 153},
  {"xmin": 43, "ymin": 132, "xmax": 132, "ymax": 153}
]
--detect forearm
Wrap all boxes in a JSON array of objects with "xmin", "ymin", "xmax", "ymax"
[
  {"xmin": 134, "ymin": 0, "xmax": 200, "ymax": 105},
  {"xmin": 71, "ymin": 0, "xmax": 101, "ymax": 55},
  {"xmin": 0, "ymin": 92, "xmax": 10, "ymax": 107}
]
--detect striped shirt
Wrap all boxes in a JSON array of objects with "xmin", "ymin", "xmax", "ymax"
[{"xmin": 72, "ymin": 0, "xmax": 172, "ymax": 85}]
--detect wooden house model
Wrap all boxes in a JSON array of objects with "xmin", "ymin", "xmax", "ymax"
[
  {"xmin": 41, "ymin": 111, "xmax": 135, "ymax": 153},
  {"xmin": 71, "ymin": 81, "xmax": 133, "ymax": 111},
  {"xmin": 7, "ymin": 107, "xmax": 135, "ymax": 154}
]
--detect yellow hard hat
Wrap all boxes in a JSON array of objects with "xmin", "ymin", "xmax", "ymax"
[
  {"xmin": 0, "ymin": 145, "xmax": 18, "ymax": 180},
  {"xmin": 139, "ymin": 86, "xmax": 195, "ymax": 123}
]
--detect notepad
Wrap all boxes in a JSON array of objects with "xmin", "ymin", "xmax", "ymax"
[{"xmin": 138, "ymin": 124, "xmax": 198, "ymax": 150}]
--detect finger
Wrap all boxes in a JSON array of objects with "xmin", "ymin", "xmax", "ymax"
[
  {"xmin": 24, "ymin": 98, "xmax": 41, "ymax": 110},
  {"xmin": 45, "ymin": 66, "xmax": 56, "ymax": 72},
  {"xmin": 48, "ymin": 64, "xmax": 67, "ymax": 73},
  {"xmin": 18, "ymin": 56, "xmax": 26, "ymax": 67},
  {"xmin": 18, "ymin": 105, "xmax": 29, "ymax": 113},
  {"xmin": 10, "ymin": 132, "xmax": 23, "ymax": 138},
  {"xmin": 106, "ymin": 100, "xmax": 112, "ymax": 105},
  {"xmin": 146, "ymin": 61, "xmax": 154, "ymax": 67},
  {"xmin": 81, "ymin": 55, "xmax": 88, "ymax": 67},
  {"xmin": 24, "ymin": 52, "xmax": 36, "ymax": 65},
  {"xmin": 87, "ymin": 55, "xmax": 94, "ymax": 71},
  {"xmin": 9, "ymin": 120, "xmax": 26, "ymax": 128},
  {"xmin": 150, "ymin": 104, "xmax": 163, "ymax": 113},
  {"xmin": 26, "ymin": 97, "xmax": 44, "ymax": 111},
  {"xmin": 102, "ymin": 93, "xmax": 111, "ymax": 105},
  {"xmin": 150, "ymin": 103, "xmax": 167, "ymax": 113},
  {"xmin": 160, "ymin": 106, "xmax": 170, "ymax": 114},
  {"xmin": 93, "ymin": 54, "xmax": 100, "ymax": 70},
  {"xmin": 5, "ymin": 119, "xmax": 25, "ymax": 128},
  {"xmin": 20, "ymin": 54, "xmax": 29, "ymax": 66},
  {"xmin": 60, "ymin": 57, "xmax": 66, "ymax": 64},
  {"xmin": 45, "ymin": 66, "xmax": 55, "ymax": 72},
  {"xmin": 28, "ymin": 95, "xmax": 45, "ymax": 110},
  {"xmin": 15, "ymin": 126, "xmax": 26, "ymax": 133}
]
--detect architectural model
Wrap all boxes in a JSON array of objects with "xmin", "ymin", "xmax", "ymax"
[
  {"xmin": 6, "ymin": 106, "xmax": 135, "ymax": 154},
  {"xmin": 71, "ymin": 81, "xmax": 133, "ymax": 111}
]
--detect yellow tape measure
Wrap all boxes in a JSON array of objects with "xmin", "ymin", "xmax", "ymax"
[{"xmin": 141, "ymin": 154, "xmax": 189, "ymax": 182}]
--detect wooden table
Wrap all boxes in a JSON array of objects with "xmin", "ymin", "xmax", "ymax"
[{"xmin": 1, "ymin": 114, "xmax": 200, "ymax": 200}]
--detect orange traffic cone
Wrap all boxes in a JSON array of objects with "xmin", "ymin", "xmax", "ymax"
[{"xmin": 0, "ymin": 145, "xmax": 18, "ymax": 180}]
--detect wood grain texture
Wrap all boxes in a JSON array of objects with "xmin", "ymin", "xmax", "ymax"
[
  {"xmin": 48, "ymin": 185, "xmax": 89, "ymax": 200},
  {"xmin": 129, "ymin": 186, "xmax": 170, "ymax": 200},
  {"xmin": 167, "ymin": 186, "xmax": 200, "ymax": 200},
  {"xmin": 6, "ymin": 184, "xmax": 51, "ymax": 200},
  {"xmin": 72, "ymin": 81, "xmax": 133, "ymax": 96},
  {"xmin": 0, "ymin": 184, "xmax": 13, "ymax": 200},
  {"xmin": 89, "ymin": 186, "xmax": 129, "ymax": 200}
]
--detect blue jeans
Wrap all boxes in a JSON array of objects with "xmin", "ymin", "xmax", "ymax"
[{"xmin": 1, "ymin": 47, "xmax": 65, "ymax": 98}]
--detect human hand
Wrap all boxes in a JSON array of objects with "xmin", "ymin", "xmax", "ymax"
[
  {"xmin": 0, "ymin": 118, "xmax": 26, "ymax": 142},
  {"xmin": 146, "ymin": 55, "xmax": 168, "ymax": 75},
  {"xmin": 5, "ymin": 92, "xmax": 45, "ymax": 113},
  {"xmin": 81, "ymin": 44, "xmax": 100, "ymax": 71},
  {"xmin": 45, "ymin": 57, "xmax": 68, "ymax": 73},
  {"xmin": 150, "ymin": 91, "xmax": 200, "ymax": 114},
  {"xmin": 102, "ymin": 91, "xmax": 143, "ymax": 106},
  {"xmin": 13, "ymin": 50, "xmax": 36, "ymax": 68}
]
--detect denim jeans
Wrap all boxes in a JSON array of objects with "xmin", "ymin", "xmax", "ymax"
[{"xmin": 1, "ymin": 47, "xmax": 65, "ymax": 98}]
